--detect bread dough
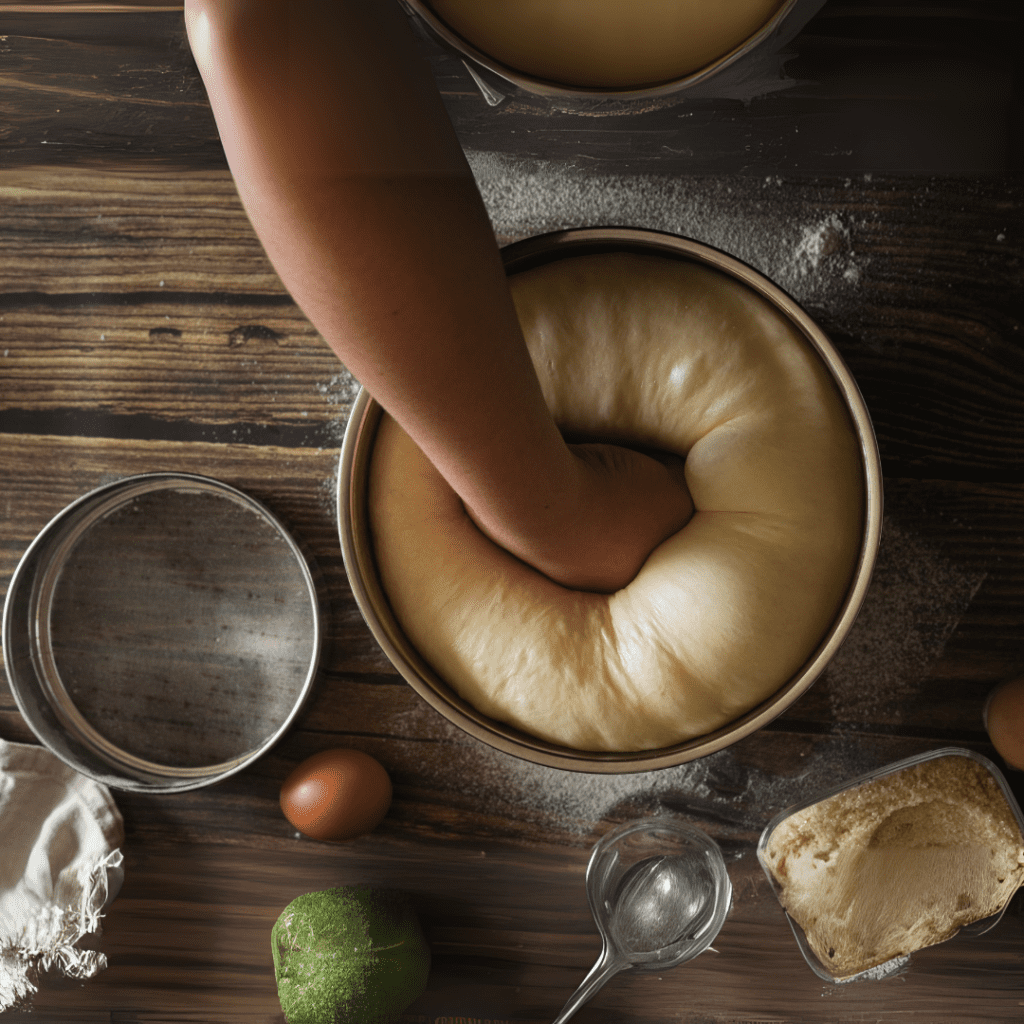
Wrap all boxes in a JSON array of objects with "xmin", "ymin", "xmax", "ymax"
[
  {"xmin": 429, "ymin": 0, "xmax": 785, "ymax": 89},
  {"xmin": 762, "ymin": 755, "xmax": 1024, "ymax": 979},
  {"xmin": 368, "ymin": 253, "xmax": 863, "ymax": 751}
]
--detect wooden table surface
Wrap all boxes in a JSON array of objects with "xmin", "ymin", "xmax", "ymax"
[{"xmin": 1, "ymin": 3, "xmax": 1022, "ymax": 1022}]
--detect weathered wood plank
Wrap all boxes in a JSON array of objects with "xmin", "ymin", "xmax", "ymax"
[
  {"xmin": 0, "ymin": 167, "xmax": 274, "ymax": 290},
  {"xmin": 3, "ymin": 836, "xmax": 1021, "ymax": 1024},
  {"xmin": 0, "ymin": 10, "xmax": 222, "ymax": 170},
  {"xmin": 3, "ymin": 168, "xmax": 1023, "ymax": 479},
  {"xmin": 4, "ymin": 2, "xmax": 180, "ymax": 9},
  {"xmin": 1, "ymin": 4, "xmax": 1021, "ymax": 175}
]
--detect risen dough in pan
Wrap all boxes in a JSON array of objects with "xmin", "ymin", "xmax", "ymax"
[
  {"xmin": 368, "ymin": 254, "xmax": 863, "ymax": 751},
  {"xmin": 429, "ymin": 0, "xmax": 785, "ymax": 89}
]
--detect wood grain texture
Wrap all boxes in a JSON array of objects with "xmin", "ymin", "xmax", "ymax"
[
  {"xmin": 2, "ymin": 169, "xmax": 1022, "ymax": 477},
  {"xmin": 1, "ymin": 4, "xmax": 1023, "ymax": 1023},
  {"xmin": 3, "ymin": 839, "xmax": 1022, "ymax": 1023},
  {"xmin": 1, "ymin": 4, "xmax": 1021, "ymax": 175}
]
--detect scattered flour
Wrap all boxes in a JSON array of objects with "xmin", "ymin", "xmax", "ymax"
[
  {"xmin": 318, "ymin": 470, "xmax": 340, "ymax": 521},
  {"xmin": 845, "ymin": 955, "xmax": 910, "ymax": 983},
  {"xmin": 793, "ymin": 212, "xmax": 862, "ymax": 285},
  {"xmin": 407, "ymin": 728, "xmax": 880, "ymax": 840},
  {"xmin": 315, "ymin": 371, "xmax": 361, "ymax": 415},
  {"xmin": 314, "ymin": 371, "xmax": 361, "ymax": 515},
  {"xmin": 826, "ymin": 517, "xmax": 986, "ymax": 727},
  {"xmin": 315, "ymin": 370, "xmax": 361, "ymax": 449},
  {"xmin": 466, "ymin": 150, "xmax": 869, "ymax": 321}
]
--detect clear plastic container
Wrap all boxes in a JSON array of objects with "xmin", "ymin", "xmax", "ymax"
[{"xmin": 756, "ymin": 747, "xmax": 1024, "ymax": 983}]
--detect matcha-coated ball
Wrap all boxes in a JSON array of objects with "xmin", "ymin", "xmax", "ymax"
[{"xmin": 272, "ymin": 887, "xmax": 430, "ymax": 1024}]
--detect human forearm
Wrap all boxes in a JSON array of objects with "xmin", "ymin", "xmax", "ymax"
[
  {"xmin": 185, "ymin": 0, "xmax": 693, "ymax": 591},
  {"xmin": 185, "ymin": 1, "xmax": 575, "ymax": 540}
]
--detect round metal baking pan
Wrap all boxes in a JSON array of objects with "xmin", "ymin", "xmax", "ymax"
[
  {"xmin": 338, "ymin": 227, "xmax": 883, "ymax": 773},
  {"xmin": 3, "ymin": 473, "xmax": 322, "ymax": 792},
  {"xmin": 401, "ymin": 0, "xmax": 800, "ymax": 102}
]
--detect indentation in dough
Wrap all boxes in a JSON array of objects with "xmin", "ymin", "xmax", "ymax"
[{"xmin": 368, "ymin": 253, "xmax": 863, "ymax": 751}]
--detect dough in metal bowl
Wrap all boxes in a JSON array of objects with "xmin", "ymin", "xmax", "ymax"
[
  {"xmin": 428, "ymin": 0, "xmax": 785, "ymax": 89},
  {"xmin": 368, "ymin": 254, "xmax": 862, "ymax": 751}
]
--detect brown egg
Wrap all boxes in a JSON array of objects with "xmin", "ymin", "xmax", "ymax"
[
  {"xmin": 985, "ymin": 678, "xmax": 1024, "ymax": 770},
  {"xmin": 280, "ymin": 748, "xmax": 393, "ymax": 841}
]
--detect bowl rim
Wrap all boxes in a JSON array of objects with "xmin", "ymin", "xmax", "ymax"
[
  {"xmin": 2, "ymin": 471, "xmax": 323, "ymax": 793},
  {"xmin": 338, "ymin": 227, "xmax": 883, "ymax": 773},
  {"xmin": 400, "ymin": 0, "xmax": 801, "ymax": 101}
]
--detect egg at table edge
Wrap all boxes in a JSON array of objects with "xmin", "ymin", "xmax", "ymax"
[
  {"xmin": 280, "ymin": 748, "xmax": 393, "ymax": 841},
  {"xmin": 986, "ymin": 677, "xmax": 1024, "ymax": 771}
]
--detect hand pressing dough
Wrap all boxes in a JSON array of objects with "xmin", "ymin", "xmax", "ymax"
[
  {"xmin": 368, "ymin": 253, "xmax": 863, "ymax": 752},
  {"xmin": 429, "ymin": 0, "xmax": 785, "ymax": 89}
]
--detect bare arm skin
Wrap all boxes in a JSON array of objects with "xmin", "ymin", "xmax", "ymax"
[{"xmin": 184, "ymin": 0, "xmax": 693, "ymax": 592}]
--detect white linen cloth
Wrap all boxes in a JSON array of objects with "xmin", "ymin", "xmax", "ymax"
[{"xmin": 0, "ymin": 739, "xmax": 124, "ymax": 1012}]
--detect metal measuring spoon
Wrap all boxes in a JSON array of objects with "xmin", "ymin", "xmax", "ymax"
[{"xmin": 552, "ymin": 818, "xmax": 732, "ymax": 1024}]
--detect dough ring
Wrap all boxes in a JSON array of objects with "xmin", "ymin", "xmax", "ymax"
[{"xmin": 350, "ymin": 240, "xmax": 876, "ymax": 758}]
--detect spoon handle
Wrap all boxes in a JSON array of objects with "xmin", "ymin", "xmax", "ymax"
[{"xmin": 551, "ymin": 945, "xmax": 626, "ymax": 1024}]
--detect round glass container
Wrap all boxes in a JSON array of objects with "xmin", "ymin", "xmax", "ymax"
[{"xmin": 3, "ymin": 473, "xmax": 322, "ymax": 792}]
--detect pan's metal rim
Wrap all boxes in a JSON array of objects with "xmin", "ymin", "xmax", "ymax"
[
  {"xmin": 338, "ymin": 227, "xmax": 882, "ymax": 774},
  {"xmin": 400, "ymin": 0, "xmax": 800, "ymax": 102},
  {"xmin": 2, "ymin": 471, "xmax": 323, "ymax": 793}
]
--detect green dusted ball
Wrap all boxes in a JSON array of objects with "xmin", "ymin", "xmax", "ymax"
[{"xmin": 271, "ymin": 887, "xmax": 430, "ymax": 1024}]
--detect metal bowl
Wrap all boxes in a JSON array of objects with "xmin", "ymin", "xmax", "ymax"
[
  {"xmin": 402, "ymin": 0, "xmax": 803, "ymax": 103},
  {"xmin": 3, "ymin": 473, "xmax": 322, "ymax": 792},
  {"xmin": 338, "ymin": 228, "xmax": 882, "ymax": 773}
]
